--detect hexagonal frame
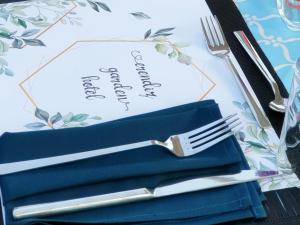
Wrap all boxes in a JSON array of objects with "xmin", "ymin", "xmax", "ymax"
[{"xmin": 19, "ymin": 39, "xmax": 216, "ymax": 110}]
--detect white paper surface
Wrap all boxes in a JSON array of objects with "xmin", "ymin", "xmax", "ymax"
[{"xmin": 0, "ymin": 0, "xmax": 298, "ymax": 191}]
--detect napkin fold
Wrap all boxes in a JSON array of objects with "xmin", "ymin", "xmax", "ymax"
[{"xmin": 0, "ymin": 100, "xmax": 266, "ymax": 225}]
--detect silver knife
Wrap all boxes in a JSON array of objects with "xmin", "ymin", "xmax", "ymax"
[
  {"xmin": 13, "ymin": 170, "xmax": 280, "ymax": 219},
  {"xmin": 234, "ymin": 30, "xmax": 287, "ymax": 113}
]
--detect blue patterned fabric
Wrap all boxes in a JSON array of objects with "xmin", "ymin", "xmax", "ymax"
[
  {"xmin": 235, "ymin": 0, "xmax": 300, "ymax": 91},
  {"xmin": 0, "ymin": 100, "xmax": 265, "ymax": 225}
]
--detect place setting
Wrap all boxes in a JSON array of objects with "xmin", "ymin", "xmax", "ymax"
[{"xmin": 0, "ymin": 0, "xmax": 299, "ymax": 225}]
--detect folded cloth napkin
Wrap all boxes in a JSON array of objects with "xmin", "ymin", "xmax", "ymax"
[{"xmin": 0, "ymin": 100, "xmax": 266, "ymax": 225}]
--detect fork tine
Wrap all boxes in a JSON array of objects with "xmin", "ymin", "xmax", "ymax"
[
  {"xmin": 205, "ymin": 16, "xmax": 216, "ymax": 47},
  {"xmin": 189, "ymin": 117, "xmax": 239, "ymax": 143},
  {"xmin": 213, "ymin": 15, "xmax": 227, "ymax": 45},
  {"xmin": 200, "ymin": 17, "xmax": 212, "ymax": 47},
  {"xmin": 209, "ymin": 15, "xmax": 221, "ymax": 46},
  {"xmin": 186, "ymin": 131, "xmax": 234, "ymax": 156},
  {"xmin": 187, "ymin": 113, "xmax": 237, "ymax": 138},
  {"xmin": 190, "ymin": 120, "xmax": 241, "ymax": 149}
]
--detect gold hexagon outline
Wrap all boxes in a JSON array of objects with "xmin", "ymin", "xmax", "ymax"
[{"xmin": 19, "ymin": 39, "xmax": 216, "ymax": 109}]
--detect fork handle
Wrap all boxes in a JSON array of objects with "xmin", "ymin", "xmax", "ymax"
[
  {"xmin": 0, "ymin": 140, "xmax": 154, "ymax": 175},
  {"xmin": 225, "ymin": 52, "xmax": 271, "ymax": 128}
]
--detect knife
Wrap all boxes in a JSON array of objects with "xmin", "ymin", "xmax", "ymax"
[
  {"xmin": 234, "ymin": 30, "xmax": 287, "ymax": 113},
  {"xmin": 13, "ymin": 170, "xmax": 280, "ymax": 219}
]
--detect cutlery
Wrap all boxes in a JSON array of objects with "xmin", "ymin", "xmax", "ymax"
[
  {"xmin": 13, "ymin": 170, "xmax": 280, "ymax": 219},
  {"xmin": 200, "ymin": 15, "xmax": 271, "ymax": 129},
  {"xmin": 234, "ymin": 30, "xmax": 287, "ymax": 113},
  {"xmin": 0, "ymin": 114, "xmax": 240, "ymax": 175}
]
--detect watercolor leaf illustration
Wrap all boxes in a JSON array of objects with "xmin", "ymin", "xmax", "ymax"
[
  {"xmin": 0, "ymin": 0, "xmax": 112, "ymax": 78},
  {"xmin": 144, "ymin": 27, "xmax": 175, "ymax": 39},
  {"xmin": 144, "ymin": 28, "xmax": 192, "ymax": 65},
  {"xmin": 25, "ymin": 108, "xmax": 102, "ymax": 130},
  {"xmin": 144, "ymin": 29, "xmax": 152, "ymax": 39},
  {"xmin": 130, "ymin": 12, "xmax": 151, "ymax": 20},
  {"xmin": 232, "ymin": 100, "xmax": 282, "ymax": 186},
  {"xmin": 233, "ymin": 100, "xmax": 276, "ymax": 158},
  {"xmin": 232, "ymin": 101, "xmax": 256, "ymax": 121},
  {"xmin": 50, "ymin": 112, "xmax": 63, "ymax": 125},
  {"xmin": 87, "ymin": 0, "xmax": 111, "ymax": 12},
  {"xmin": 0, "ymin": 27, "xmax": 45, "ymax": 76}
]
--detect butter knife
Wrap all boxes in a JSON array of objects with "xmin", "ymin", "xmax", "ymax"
[
  {"xmin": 13, "ymin": 170, "xmax": 280, "ymax": 219},
  {"xmin": 234, "ymin": 31, "xmax": 287, "ymax": 113}
]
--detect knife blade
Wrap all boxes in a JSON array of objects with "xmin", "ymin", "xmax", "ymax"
[{"xmin": 13, "ymin": 170, "xmax": 280, "ymax": 219}]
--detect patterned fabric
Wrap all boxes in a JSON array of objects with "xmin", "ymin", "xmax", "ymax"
[{"xmin": 235, "ymin": 0, "xmax": 300, "ymax": 91}]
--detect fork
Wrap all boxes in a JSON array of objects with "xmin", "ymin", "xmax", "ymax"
[
  {"xmin": 0, "ymin": 114, "xmax": 240, "ymax": 175},
  {"xmin": 200, "ymin": 15, "xmax": 271, "ymax": 129}
]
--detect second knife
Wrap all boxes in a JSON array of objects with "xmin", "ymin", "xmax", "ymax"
[
  {"xmin": 234, "ymin": 30, "xmax": 287, "ymax": 113},
  {"xmin": 13, "ymin": 170, "xmax": 280, "ymax": 219}
]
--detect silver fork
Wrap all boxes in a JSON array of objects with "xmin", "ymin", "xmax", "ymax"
[
  {"xmin": 200, "ymin": 15, "xmax": 271, "ymax": 129},
  {"xmin": 0, "ymin": 114, "xmax": 240, "ymax": 175}
]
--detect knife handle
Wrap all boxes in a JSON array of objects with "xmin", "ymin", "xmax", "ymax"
[
  {"xmin": 225, "ymin": 52, "xmax": 271, "ymax": 128},
  {"xmin": 13, "ymin": 188, "xmax": 153, "ymax": 219},
  {"xmin": 234, "ymin": 31, "xmax": 286, "ymax": 113},
  {"xmin": 234, "ymin": 31, "xmax": 280, "ymax": 94}
]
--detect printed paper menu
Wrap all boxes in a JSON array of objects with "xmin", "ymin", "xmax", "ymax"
[
  {"xmin": 0, "ymin": 0, "xmax": 214, "ymax": 133},
  {"xmin": 0, "ymin": 0, "xmax": 299, "ymax": 191}
]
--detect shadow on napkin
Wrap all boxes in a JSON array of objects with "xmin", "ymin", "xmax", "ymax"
[{"xmin": 0, "ymin": 100, "xmax": 265, "ymax": 225}]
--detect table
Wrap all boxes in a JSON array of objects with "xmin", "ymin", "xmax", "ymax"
[
  {"xmin": 211, "ymin": 0, "xmax": 300, "ymax": 224},
  {"xmin": 0, "ymin": 0, "xmax": 299, "ymax": 224},
  {"xmin": 235, "ymin": 0, "xmax": 300, "ymax": 91}
]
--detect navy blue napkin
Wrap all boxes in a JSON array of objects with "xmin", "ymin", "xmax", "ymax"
[{"xmin": 0, "ymin": 100, "xmax": 266, "ymax": 225}]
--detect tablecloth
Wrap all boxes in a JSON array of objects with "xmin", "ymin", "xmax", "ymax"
[{"xmin": 235, "ymin": 0, "xmax": 300, "ymax": 91}]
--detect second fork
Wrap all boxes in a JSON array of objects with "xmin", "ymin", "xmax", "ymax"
[{"xmin": 200, "ymin": 15, "xmax": 272, "ymax": 129}]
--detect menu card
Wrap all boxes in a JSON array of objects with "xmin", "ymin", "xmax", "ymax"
[
  {"xmin": 0, "ymin": 0, "xmax": 298, "ymax": 191},
  {"xmin": 0, "ymin": 0, "xmax": 214, "ymax": 132}
]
